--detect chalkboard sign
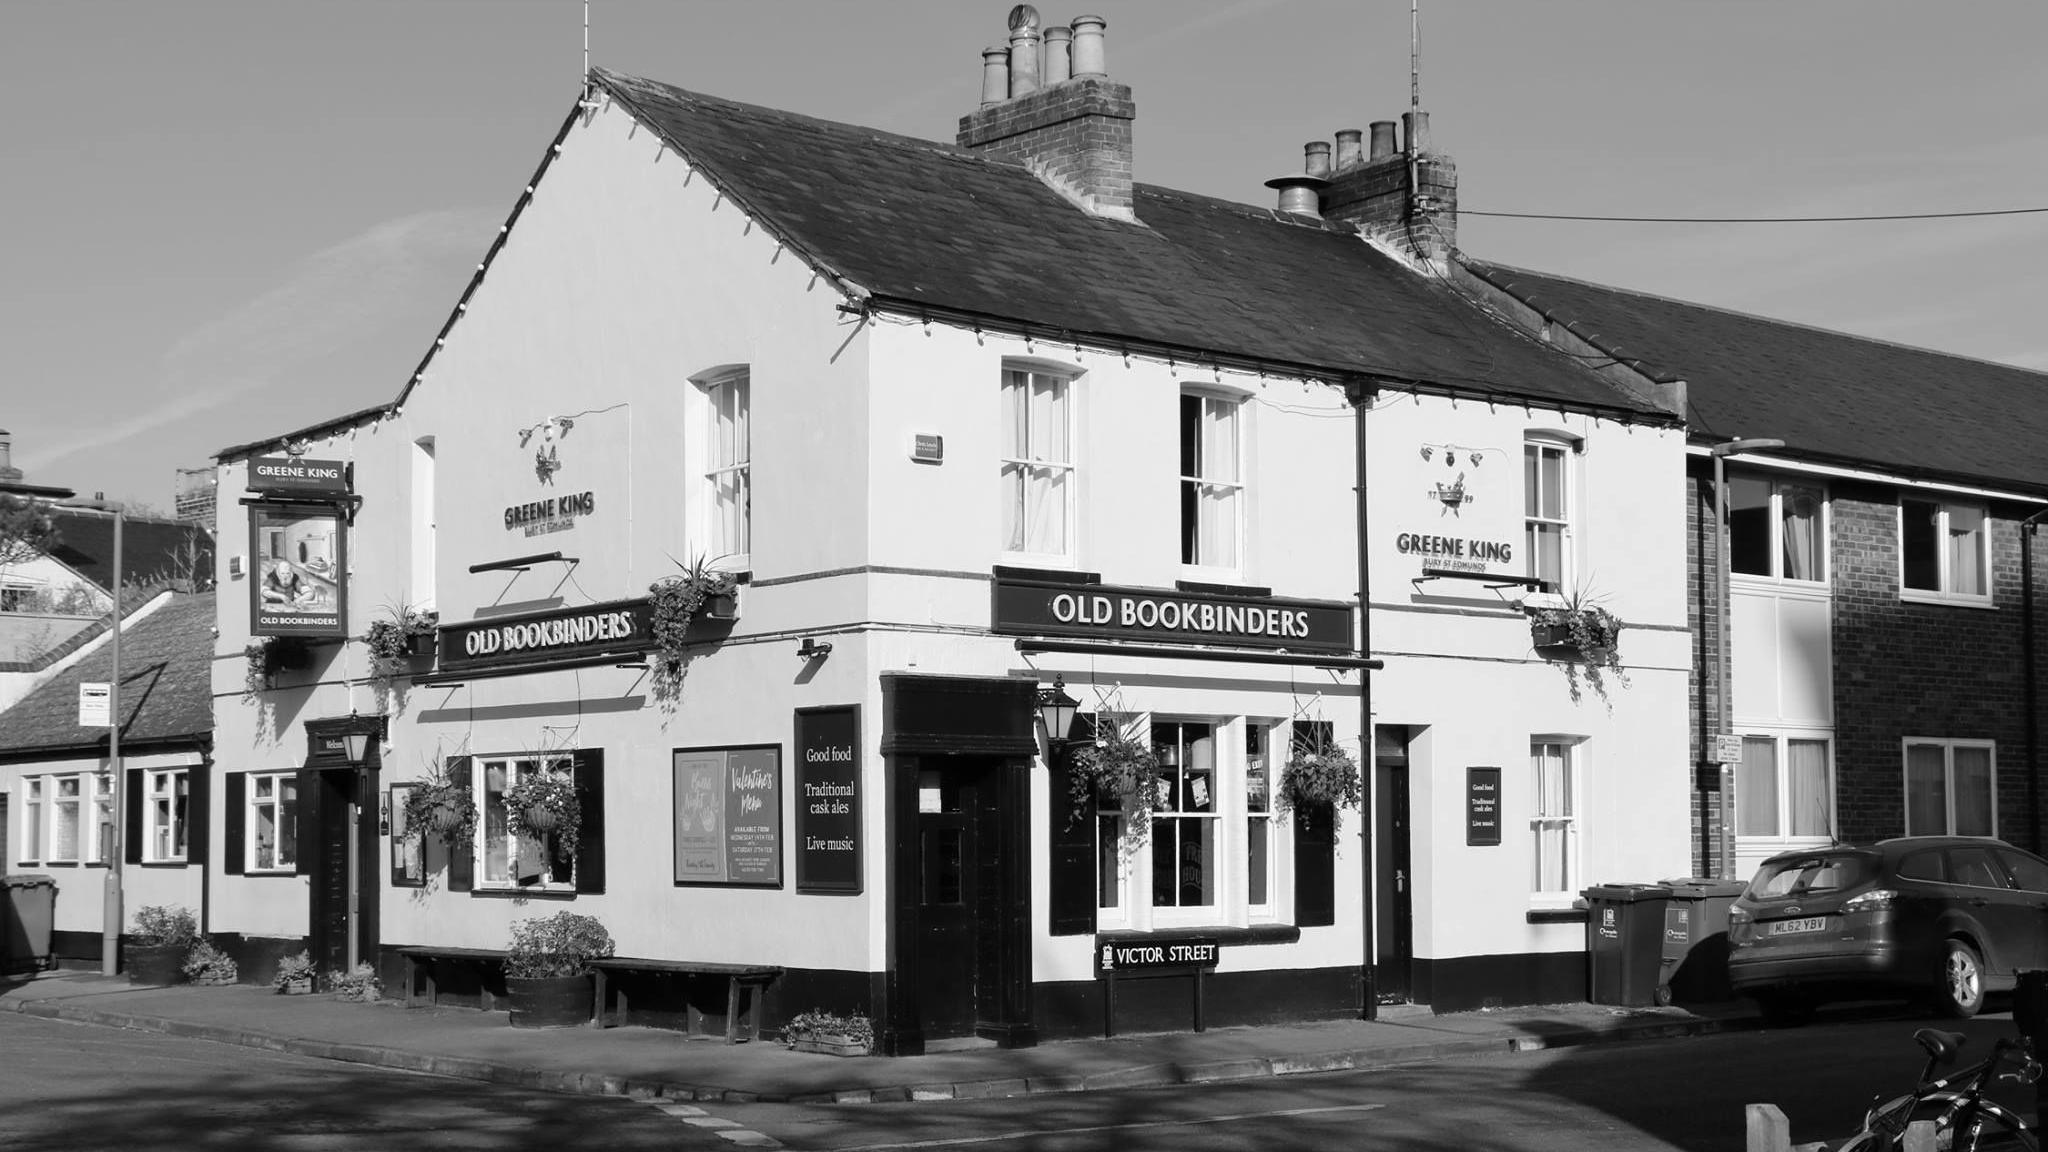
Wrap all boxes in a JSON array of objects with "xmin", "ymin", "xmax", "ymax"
[
  {"xmin": 1466, "ymin": 766, "xmax": 1502, "ymax": 847},
  {"xmin": 795, "ymin": 705, "xmax": 861, "ymax": 893},
  {"xmin": 672, "ymin": 745, "xmax": 783, "ymax": 887}
]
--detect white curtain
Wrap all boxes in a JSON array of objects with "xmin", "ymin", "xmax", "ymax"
[
  {"xmin": 1002, "ymin": 372, "xmax": 1069, "ymax": 555},
  {"xmin": 1787, "ymin": 739, "xmax": 1830, "ymax": 836},
  {"xmin": 1954, "ymin": 745, "xmax": 1994, "ymax": 836},
  {"xmin": 1905, "ymin": 743, "xmax": 1947, "ymax": 835},
  {"xmin": 1948, "ymin": 506, "xmax": 1987, "ymax": 595},
  {"xmin": 1736, "ymin": 737, "xmax": 1778, "ymax": 837},
  {"xmin": 1781, "ymin": 486, "xmax": 1823, "ymax": 581}
]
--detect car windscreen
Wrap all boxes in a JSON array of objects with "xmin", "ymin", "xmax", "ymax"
[{"xmin": 1747, "ymin": 854, "xmax": 1874, "ymax": 900}]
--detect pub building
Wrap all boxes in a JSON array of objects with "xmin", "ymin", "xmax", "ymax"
[{"xmin": 201, "ymin": 11, "xmax": 1691, "ymax": 1047}]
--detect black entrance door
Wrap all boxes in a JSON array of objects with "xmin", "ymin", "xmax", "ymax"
[
  {"xmin": 914, "ymin": 758, "xmax": 995, "ymax": 1039},
  {"xmin": 307, "ymin": 769, "xmax": 360, "ymax": 975},
  {"xmin": 1374, "ymin": 728, "xmax": 1414, "ymax": 1003}
]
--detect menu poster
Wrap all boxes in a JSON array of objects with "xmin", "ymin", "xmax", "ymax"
[
  {"xmin": 1466, "ymin": 766, "xmax": 1503, "ymax": 847},
  {"xmin": 672, "ymin": 745, "xmax": 783, "ymax": 887},
  {"xmin": 796, "ymin": 705, "xmax": 861, "ymax": 894}
]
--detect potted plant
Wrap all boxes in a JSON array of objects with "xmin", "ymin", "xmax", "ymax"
[
  {"xmin": 1277, "ymin": 728, "xmax": 1364, "ymax": 833},
  {"xmin": 329, "ymin": 961, "xmax": 383, "ymax": 1003},
  {"xmin": 505, "ymin": 767, "xmax": 582, "ymax": 858},
  {"xmin": 401, "ymin": 761, "xmax": 478, "ymax": 851},
  {"xmin": 646, "ymin": 555, "xmax": 741, "ymax": 709},
  {"xmin": 781, "ymin": 1008, "xmax": 875, "ymax": 1057},
  {"xmin": 126, "ymin": 905, "xmax": 199, "ymax": 985},
  {"xmin": 242, "ymin": 634, "xmax": 312, "ymax": 698},
  {"xmin": 1064, "ymin": 711, "xmax": 1161, "ymax": 845},
  {"xmin": 181, "ymin": 940, "xmax": 239, "ymax": 986},
  {"xmin": 272, "ymin": 950, "xmax": 317, "ymax": 994},
  {"xmin": 504, "ymin": 911, "xmax": 614, "ymax": 1028},
  {"xmin": 1526, "ymin": 587, "xmax": 1630, "ymax": 705},
  {"xmin": 363, "ymin": 603, "xmax": 439, "ymax": 675}
]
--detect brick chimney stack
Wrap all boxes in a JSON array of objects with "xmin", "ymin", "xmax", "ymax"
[
  {"xmin": 957, "ymin": 8, "xmax": 1136, "ymax": 223},
  {"xmin": 1315, "ymin": 112, "xmax": 1458, "ymax": 264}
]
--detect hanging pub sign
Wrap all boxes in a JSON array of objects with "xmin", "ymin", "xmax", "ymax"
[
  {"xmin": 246, "ymin": 456, "xmax": 350, "ymax": 498},
  {"xmin": 249, "ymin": 504, "xmax": 347, "ymax": 637},
  {"xmin": 672, "ymin": 744, "xmax": 783, "ymax": 888},
  {"xmin": 436, "ymin": 599, "xmax": 654, "ymax": 673},
  {"xmin": 1466, "ymin": 766, "xmax": 1502, "ymax": 847},
  {"xmin": 992, "ymin": 576, "xmax": 1352, "ymax": 654},
  {"xmin": 795, "ymin": 705, "xmax": 861, "ymax": 894}
]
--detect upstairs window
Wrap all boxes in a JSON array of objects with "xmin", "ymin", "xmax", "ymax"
[
  {"xmin": 1524, "ymin": 439, "xmax": 1573, "ymax": 592},
  {"xmin": 410, "ymin": 437, "xmax": 436, "ymax": 610},
  {"xmin": 1180, "ymin": 392, "xmax": 1243, "ymax": 570},
  {"xmin": 1901, "ymin": 498, "xmax": 1989, "ymax": 603},
  {"xmin": 701, "ymin": 369, "xmax": 751, "ymax": 565},
  {"xmin": 1730, "ymin": 476, "xmax": 1827, "ymax": 583},
  {"xmin": 1000, "ymin": 367, "xmax": 1073, "ymax": 559}
]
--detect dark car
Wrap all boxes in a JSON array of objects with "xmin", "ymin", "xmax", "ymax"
[{"xmin": 1727, "ymin": 836, "xmax": 2048, "ymax": 1024}]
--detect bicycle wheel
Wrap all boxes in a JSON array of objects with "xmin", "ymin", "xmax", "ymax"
[{"xmin": 1844, "ymin": 1095, "xmax": 2039, "ymax": 1151}]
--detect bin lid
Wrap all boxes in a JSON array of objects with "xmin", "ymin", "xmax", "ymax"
[
  {"xmin": 1581, "ymin": 883, "xmax": 1672, "ymax": 902},
  {"xmin": 1661, "ymin": 877, "xmax": 1749, "ymax": 898},
  {"xmin": 2, "ymin": 874, "xmax": 57, "ymax": 888}
]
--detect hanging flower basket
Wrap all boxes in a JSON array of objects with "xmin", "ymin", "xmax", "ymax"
[
  {"xmin": 1525, "ymin": 596, "xmax": 1630, "ymax": 706},
  {"xmin": 647, "ymin": 556, "xmax": 742, "ymax": 710},
  {"xmin": 521, "ymin": 805, "xmax": 561, "ymax": 832},
  {"xmin": 506, "ymin": 769, "xmax": 582, "ymax": 858},
  {"xmin": 1064, "ymin": 714, "xmax": 1161, "ymax": 845},
  {"xmin": 403, "ymin": 766, "xmax": 478, "ymax": 851},
  {"xmin": 1278, "ymin": 738, "xmax": 1364, "ymax": 834}
]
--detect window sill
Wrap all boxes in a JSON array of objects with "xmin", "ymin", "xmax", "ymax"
[
  {"xmin": 1526, "ymin": 904, "xmax": 1589, "ymax": 925},
  {"xmin": 994, "ymin": 564, "xmax": 1099, "ymax": 585},
  {"xmin": 1174, "ymin": 579, "xmax": 1273, "ymax": 599},
  {"xmin": 1097, "ymin": 924, "xmax": 1302, "ymax": 947},
  {"xmin": 1899, "ymin": 590, "xmax": 1996, "ymax": 610},
  {"xmin": 140, "ymin": 860, "xmax": 190, "ymax": 869},
  {"xmin": 245, "ymin": 868, "xmax": 298, "ymax": 877},
  {"xmin": 472, "ymin": 886, "xmax": 579, "ymax": 899}
]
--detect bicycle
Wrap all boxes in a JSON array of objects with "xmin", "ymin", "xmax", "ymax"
[{"xmin": 1836, "ymin": 1028, "xmax": 2040, "ymax": 1150}]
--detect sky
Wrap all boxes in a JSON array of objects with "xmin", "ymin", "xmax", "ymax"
[{"xmin": 6, "ymin": 0, "xmax": 2045, "ymax": 514}]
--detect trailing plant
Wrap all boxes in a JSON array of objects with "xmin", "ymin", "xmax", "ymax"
[
  {"xmin": 1064, "ymin": 711, "xmax": 1161, "ymax": 845},
  {"xmin": 182, "ymin": 941, "xmax": 239, "ymax": 985},
  {"xmin": 401, "ymin": 760, "xmax": 478, "ymax": 851},
  {"xmin": 781, "ymin": 1008, "xmax": 875, "ymax": 1053},
  {"xmin": 131, "ymin": 905, "xmax": 200, "ymax": 948},
  {"xmin": 646, "ymin": 555, "xmax": 740, "ymax": 709},
  {"xmin": 505, "ymin": 911, "xmax": 615, "ymax": 979},
  {"xmin": 242, "ymin": 634, "xmax": 311, "ymax": 699},
  {"xmin": 363, "ymin": 602, "xmax": 438, "ymax": 674},
  {"xmin": 329, "ymin": 962, "xmax": 382, "ymax": 1002},
  {"xmin": 505, "ymin": 765, "xmax": 582, "ymax": 859},
  {"xmin": 1278, "ymin": 728, "xmax": 1364, "ymax": 834},
  {"xmin": 272, "ymin": 950, "xmax": 317, "ymax": 990},
  {"xmin": 1526, "ymin": 585, "xmax": 1629, "ymax": 706}
]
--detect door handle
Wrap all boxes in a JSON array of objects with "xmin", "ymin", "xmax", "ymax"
[
  {"xmin": 1395, "ymin": 869, "xmax": 1406, "ymax": 893},
  {"xmin": 1969, "ymin": 897, "xmax": 1989, "ymax": 907}
]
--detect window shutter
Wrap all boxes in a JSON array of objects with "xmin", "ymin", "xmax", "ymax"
[
  {"xmin": 294, "ymin": 768, "xmax": 320, "ymax": 877},
  {"xmin": 573, "ymin": 750, "xmax": 605, "ymax": 895},
  {"xmin": 124, "ymin": 767, "xmax": 144, "ymax": 865},
  {"xmin": 447, "ymin": 757, "xmax": 474, "ymax": 892},
  {"xmin": 1048, "ymin": 724, "xmax": 1097, "ymax": 935},
  {"xmin": 223, "ymin": 773, "xmax": 245, "ymax": 876},
  {"xmin": 1293, "ymin": 804, "xmax": 1336, "ymax": 927},
  {"xmin": 187, "ymin": 765, "xmax": 208, "ymax": 866}
]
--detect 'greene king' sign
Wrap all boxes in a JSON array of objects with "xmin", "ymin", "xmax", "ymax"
[{"xmin": 993, "ymin": 576, "xmax": 1352, "ymax": 654}]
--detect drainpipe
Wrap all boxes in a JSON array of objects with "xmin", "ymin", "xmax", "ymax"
[
  {"xmin": 2024, "ymin": 509, "xmax": 2048, "ymax": 853},
  {"xmin": 1348, "ymin": 378, "xmax": 1378, "ymax": 1020}
]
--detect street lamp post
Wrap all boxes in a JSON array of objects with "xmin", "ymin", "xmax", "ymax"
[
  {"xmin": 64, "ymin": 497, "xmax": 126, "ymax": 975},
  {"xmin": 1709, "ymin": 439, "xmax": 1784, "ymax": 880}
]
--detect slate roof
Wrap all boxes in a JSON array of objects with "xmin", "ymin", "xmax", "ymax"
[
  {"xmin": 592, "ymin": 70, "xmax": 1673, "ymax": 422},
  {"xmin": 45, "ymin": 510, "xmax": 214, "ymax": 595},
  {"xmin": 0, "ymin": 592, "xmax": 215, "ymax": 758},
  {"xmin": 1465, "ymin": 261, "xmax": 2048, "ymax": 496}
]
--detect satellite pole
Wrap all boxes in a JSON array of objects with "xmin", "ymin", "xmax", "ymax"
[{"xmin": 1411, "ymin": 0, "xmax": 1420, "ymax": 115}]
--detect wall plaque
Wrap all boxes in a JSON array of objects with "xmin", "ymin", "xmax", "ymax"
[
  {"xmin": 795, "ymin": 705, "xmax": 861, "ymax": 893},
  {"xmin": 1466, "ymin": 766, "xmax": 1502, "ymax": 847}
]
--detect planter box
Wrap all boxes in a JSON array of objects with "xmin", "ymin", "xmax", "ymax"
[
  {"xmin": 704, "ymin": 592, "xmax": 739, "ymax": 621},
  {"xmin": 507, "ymin": 974, "xmax": 593, "ymax": 1028},
  {"xmin": 788, "ymin": 1035, "xmax": 871, "ymax": 1057},
  {"xmin": 275, "ymin": 976, "xmax": 314, "ymax": 995},
  {"xmin": 126, "ymin": 943, "xmax": 189, "ymax": 986},
  {"xmin": 402, "ymin": 631, "xmax": 438, "ymax": 659}
]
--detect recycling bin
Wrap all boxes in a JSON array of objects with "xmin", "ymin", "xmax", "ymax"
[
  {"xmin": 1583, "ymin": 883, "xmax": 1671, "ymax": 1007},
  {"xmin": 1657, "ymin": 877, "xmax": 1750, "ymax": 1004},
  {"xmin": 2, "ymin": 874, "xmax": 56, "ymax": 975}
]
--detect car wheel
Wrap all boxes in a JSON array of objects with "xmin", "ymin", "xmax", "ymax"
[
  {"xmin": 1934, "ymin": 939, "xmax": 1987, "ymax": 1018},
  {"xmin": 1755, "ymin": 990, "xmax": 1816, "ymax": 1027}
]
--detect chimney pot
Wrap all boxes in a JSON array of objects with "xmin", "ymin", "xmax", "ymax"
[
  {"xmin": 1264, "ymin": 174, "xmax": 1328, "ymax": 217},
  {"xmin": 1369, "ymin": 121, "xmax": 1397, "ymax": 161},
  {"xmin": 980, "ymin": 46, "xmax": 1010, "ymax": 105},
  {"xmin": 1009, "ymin": 26, "xmax": 1042, "ymax": 97},
  {"xmin": 1070, "ymin": 15, "xmax": 1107, "ymax": 77},
  {"xmin": 1303, "ymin": 140, "xmax": 1332, "ymax": 179},
  {"xmin": 1334, "ymin": 128, "xmax": 1364, "ymax": 170},
  {"xmin": 1043, "ymin": 25, "xmax": 1072, "ymax": 83},
  {"xmin": 1403, "ymin": 109, "xmax": 1430, "ymax": 154}
]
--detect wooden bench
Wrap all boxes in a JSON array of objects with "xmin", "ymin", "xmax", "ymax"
[
  {"xmin": 396, "ymin": 945, "xmax": 509, "ymax": 1010},
  {"xmin": 589, "ymin": 958, "xmax": 782, "ymax": 1043}
]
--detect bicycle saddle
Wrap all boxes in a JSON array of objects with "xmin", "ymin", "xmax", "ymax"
[{"xmin": 1914, "ymin": 1028, "xmax": 1968, "ymax": 1063}]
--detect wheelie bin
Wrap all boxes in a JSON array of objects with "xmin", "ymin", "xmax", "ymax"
[
  {"xmin": 1658, "ymin": 877, "xmax": 1750, "ymax": 1004},
  {"xmin": 2, "ymin": 874, "xmax": 56, "ymax": 975},
  {"xmin": 1583, "ymin": 883, "xmax": 1671, "ymax": 1007}
]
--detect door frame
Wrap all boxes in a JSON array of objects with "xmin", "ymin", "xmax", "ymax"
[
  {"xmin": 1373, "ymin": 725, "xmax": 1415, "ymax": 1004},
  {"xmin": 302, "ymin": 717, "xmax": 383, "ymax": 979}
]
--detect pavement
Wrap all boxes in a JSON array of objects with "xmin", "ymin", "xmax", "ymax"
[{"xmin": 0, "ymin": 967, "xmax": 1783, "ymax": 1106}]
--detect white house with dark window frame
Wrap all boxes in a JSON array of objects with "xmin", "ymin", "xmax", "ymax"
[{"xmin": 198, "ymin": 13, "xmax": 1698, "ymax": 1042}]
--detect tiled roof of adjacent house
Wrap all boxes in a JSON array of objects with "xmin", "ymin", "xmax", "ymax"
[
  {"xmin": 0, "ymin": 592, "xmax": 215, "ymax": 758},
  {"xmin": 44, "ymin": 510, "xmax": 215, "ymax": 595},
  {"xmin": 592, "ymin": 71, "xmax": 1673, "ymax": 422},
  {"xmin": 1465, "ymin": 261, "xmax": 2048, "ymax": 495}
]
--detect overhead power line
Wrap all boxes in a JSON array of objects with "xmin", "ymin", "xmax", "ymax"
[{"xmin": 1465, "ymin": 206, "xmax": 2048, "ymax": 224}]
